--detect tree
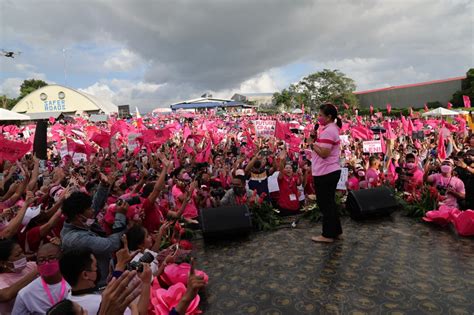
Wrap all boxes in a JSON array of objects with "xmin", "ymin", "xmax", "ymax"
[
  {"xmin": 0, "ymin": 95, "xmax": 18, "ymax": 110},
  {"xmin": 19, "ymin": 79, "xmax": 48, "ymax": 99},
  {"xmin": 0, "ymin": 79, "xmax": 48, "ymax": 111},
  {"xmin": 296, "ymin": 69, "xmax": 358, "ymax": 109},
  {"xmin": 451, "ymin": 68, "xmax": 474, "ymax": 107},
  {"xmin": 273, "ymin": 69, "xmax": 358, "ymax": 112}
]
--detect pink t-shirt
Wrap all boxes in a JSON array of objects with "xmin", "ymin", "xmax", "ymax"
[
  {"xmin": 311, "ymin": 123, "xmax": 341, "ymax": 176},
  {"xmin": 171, "ymin": 185, "xmax": 198, "ymax": 218},
  {"xmin": 366, "ymin": 168, "xmax": 380, "ymax": 188},
  {"xmin": 347, "ymin": 177, "xmax": 359, "ymax": 190},
  {"xmin": 428, "ymin": 173, "xmax": 465, "ymax": 208},
  {"xmin": 0, "ymin": 261, "xmax": 37, "ymax": 314}
]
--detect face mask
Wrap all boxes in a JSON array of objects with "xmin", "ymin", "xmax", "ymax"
[
  {"xmin": 81, "ymin": 215, "xmax": 95, "ymax": 228},
  {"xmin": 406, "ymin": 163, "xmax": 416, "ymax": 170},
  {"xmin": 317, "ymin": 117, "xmax": 328, "ymax": 126},
  {"xmin": 38, "ymin": 260, "xmax": 60, "ymax": 277},
  {"xmin": 12, "ymin": 257, "xmax": 27, "ymax": 273},
  {"xmin": 357, "ymin": 171, "xmax": 365, "ymax": 177},
  {"xmin": 440, "ymin": 165, "xmax": 452, "ymax": 174}
]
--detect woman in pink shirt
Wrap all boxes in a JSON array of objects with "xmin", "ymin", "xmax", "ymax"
[{"xmin": 310, "ymin": 103, "xmax": 343, "ymax": 243}]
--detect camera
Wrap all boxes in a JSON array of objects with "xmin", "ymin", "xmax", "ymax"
[
  {"xmin": 119, "ymin": 196, "xmax": 141, "ymax": 206},
  {"xmin": 127, "ymin": 251, "xmax": 155, "ymax": 273},
  {"xmin": 437, "ymin": 185, "xmax": 447, "ymax": 196}
]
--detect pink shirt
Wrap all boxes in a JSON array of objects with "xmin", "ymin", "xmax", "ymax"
[
  {"xmin": 428, "ymin": 174, "xmax": 465, "ymax": 208},
  {"xmin": 366, "ymin": 168, "xmax": 380, "ymax": 188},
  {"xmin": 0, "ymin": 261, "xmax": 37, "ymax": 314},
  {"xmin": 311, "ymin": 123, "xmax": 341, "ymax": 176},
  {"xmin": 171, "ymin": 185, "xmax": 198, "ymax": 218}
]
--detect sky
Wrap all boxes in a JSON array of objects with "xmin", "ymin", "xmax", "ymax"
[{"xmin": 0, "ymin": 0, "xmax": 473, "ymax": 112}]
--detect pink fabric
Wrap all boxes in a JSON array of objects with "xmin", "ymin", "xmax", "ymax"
[
  {"xmin": 311, "ymin": 122, "xmax": 341, "ymax": 177},
  {"xmin": 463, "ymin": 95, "xmax": 471, "ymax": 108},
  {"xmin": 347, "ymin": 177, "xmax": 359, "ymax": 190},
  {"xmin": 151, "ymin": 282, "xmax": 201, "ymax": 315},
  {"xmin": 424, "ymin": 207, "xmax": 474, "ymax": 236},
  {"xmin": 160, "ymin": 263, "xmax": 209, "ymax": 286}
]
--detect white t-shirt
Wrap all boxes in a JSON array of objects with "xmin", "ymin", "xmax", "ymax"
[
  {"xmin": 69, "ymin": 293, "xmax": 132, "ymax": 315},
  {"xmin": 12, "ymin": 277, "xmax": 71, "ymax": 315}
]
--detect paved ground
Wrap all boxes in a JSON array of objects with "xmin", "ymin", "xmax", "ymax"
[{"xmin": 193, "ymin": 212, "xmax": 474, "ymax": 315}]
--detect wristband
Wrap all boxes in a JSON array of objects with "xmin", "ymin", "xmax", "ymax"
[{"xmin": 112, "ymin": 270, "xmax": 124, "ymax": 278}]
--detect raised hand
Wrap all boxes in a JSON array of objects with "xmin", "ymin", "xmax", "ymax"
[
  {"xmin": 115, "ymin": 235, "xmax": 140, "ymax": 271},
  {"xmin": 98, "ymin": 270, "xmax": 142, "ymax": 315}
]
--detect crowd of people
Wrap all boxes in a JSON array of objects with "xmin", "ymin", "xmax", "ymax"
[{"xmin": 0, "ymin": 102, "xmax": 473, "ymax": 314}]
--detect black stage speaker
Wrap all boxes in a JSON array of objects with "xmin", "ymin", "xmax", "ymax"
[
  {"xmin": 346, "ymin": 186, "xmax": 399, "ymax": 219},
  {"xmin": 33, "ymin": 120, "xmax": 48, "ymax": 160},
  {"xmin": 199, "ymin": 205, "xmax": 252, "ymax": 239}
]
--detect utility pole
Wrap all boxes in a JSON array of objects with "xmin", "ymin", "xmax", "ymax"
[{"xmin": 62, "ymin": 48, "xmax": 67, "ymax": 85}]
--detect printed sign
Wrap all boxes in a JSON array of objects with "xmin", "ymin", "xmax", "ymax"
[
  {"xmin": 339, "ymin": 135, "xmax": 350, "ymax": 146},
  {"xmin": 337, "ymin": 168, "xmax": 349, "ymax": 190},
  {"xmin": 254, "ymin": 120, "xmax": 276, "ymax": 138},
  {"xmin": 363, "ymin": 140, "xmax": 383, "ymax": 154}
]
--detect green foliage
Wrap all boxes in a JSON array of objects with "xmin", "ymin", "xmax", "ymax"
[
  {"xmin": 249, "ymin": 202, "xmax": 281, "ymax": 231},
  {"xmin": 450, "ymin": 68, "xmax": 474, "ymax": 107},
  {"xmin": 0, "ymin": 95, "xmax": 18, "ymax": 110},
  {"xmin": 398, "ymin": 186, "xmax": 439, "ymax": 219},
  {"xmin": 1, "ymin": 78, "xmax": 48, "ymax": 110},
  {"xmin": 273, "ymin": 69, "xmax": 358, "ymax": 112},
  {"xmin": 19, "ymin": 79, "xmax": 48, "ymax": 99}
]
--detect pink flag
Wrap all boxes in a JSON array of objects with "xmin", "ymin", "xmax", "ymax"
[
  {"xmin": 437, "ymin": 132, "xmax": 446, "ymax": 160},
  {"xmin": 275, "ymin": 121, "xmax": 290, "ymax": 140},
  {"xmin": 386, "ymin": 104, "xmax": 391, "ymax": 114},
  {"xmin": 384, "ymin": 121, "xmax": 396, "ymax": 140},
  {"xmin": 447, "ymin": 102, "xmax": 453, "ymax": 109},
  {"xmin": 0, "ymin": 137, "xmax": 32, "ymax": 161},
  {"xmin": 370, "ymin": 105, "xmax": 374, "ymax": 115},
  {"xmin": 463, "ymin": 95, "xmax": 471, "ymax": 108},
  {"xmin": 424, "ymin": 103, "xmax": 428, "ymax": 112},
  {"xmin": 67, "ymin": 138, "xmax": 87, "ymax": 154},
  {"xmin": 90, "ymin": 131, "xmax": 111, "ymax": 148},
  {"xmin": 344, "ymin": 103, "xmax": 349, "ymax": 110}
]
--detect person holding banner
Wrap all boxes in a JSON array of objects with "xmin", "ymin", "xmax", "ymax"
[{"xmin": 310, "ymin": 103, "xmax": 343, "ymax": 243}]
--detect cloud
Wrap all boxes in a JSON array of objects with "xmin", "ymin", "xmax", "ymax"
[
  {"xmin": 103, "ymin": 49, "xmax": 142, "ymax": 72},
  {"xmin": 0, "ymin": 78, "xmax": 23, "ymax": 98},
  {"xmin": 1, "ymin": 0, "xmax": 472, "ymax": 108}
]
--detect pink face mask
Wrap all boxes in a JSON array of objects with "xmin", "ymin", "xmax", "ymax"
[
  {"xmin": 38, "ymin": 260, "xmax": 60, "ymax": 277},
  {"xmin": 440, "ymin": 165, "xmax": 452, "ymax": 174},
  {"xmin": 317, "ymin": 117, "xmax": 328, "ymax": 126}
]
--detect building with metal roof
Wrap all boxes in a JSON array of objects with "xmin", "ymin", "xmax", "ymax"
[
  {"xmin": 355, "ymin": 76, "xmax": 465, "ymax": 109},
  {"xmin": 12, "ymin": 84, "xmax": 118, "ymax": 115}
]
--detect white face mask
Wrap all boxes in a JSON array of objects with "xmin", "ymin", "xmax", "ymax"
[
  {"xmin": 81, "ymin": 215, "xmax": 95, "ymax": 228},
  {"xmin": 12, "ymin": 257, "xmax": 27, "ymax": 273}
]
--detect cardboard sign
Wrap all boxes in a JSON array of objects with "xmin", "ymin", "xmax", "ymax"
[
  {"xmin": 337, "ymin": 168, "xmax": 349, "ymax": 190},
  {"xmin": 363, "ymin": 140, "xmax": 383, "ymax": 154},
  {"xmin": 72, "ymin": 153, "xmax": 87, "ymax": 164},
  {"xmin": 127, "ymin": 133, "xmax": 141, "ymax": 151},
  {"xmin": 254, "ymin": 120, "xmax": 276, "ymax": 138}
]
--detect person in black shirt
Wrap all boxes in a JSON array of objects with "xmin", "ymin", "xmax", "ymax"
[{"xmin": 454, "ymin": 149, "xmax": 474, "ymax": 209}]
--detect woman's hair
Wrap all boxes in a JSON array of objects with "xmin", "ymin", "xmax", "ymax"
[
  {"xmin": 0, "ymin": 239, "xmax": 16, "ymax": 261},
  {"xmin": 46, "ymin": 299, "xmax": 76, "ymax": 315},
  {"xmin": 319, "ymin": 103, "xmax": 342, "ymax": 128},
  {"xmin": 126, "ymin": 224, "xmax": 146, "ymax": 251}
]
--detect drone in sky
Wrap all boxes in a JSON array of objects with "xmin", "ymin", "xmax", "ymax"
[{"xmin": 2, "ymin": 50, "xmax": 21, "ymax": 58}]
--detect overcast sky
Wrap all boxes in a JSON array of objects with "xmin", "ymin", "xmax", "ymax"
[{"xmin": 1, "ymin": 0, "xmax": 473, "ymax": 111}]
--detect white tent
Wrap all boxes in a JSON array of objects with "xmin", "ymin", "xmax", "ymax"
[
  {"xmin": 0, "ymin": 108, "xmax": 31, "ymax": 121},
  {"xmin": 291, "ymin": 108, "xmax": 303, "ymax": 114},
  {"xmin": 422, "ymin": 107, "xmax": 462, "ymax": 117}
]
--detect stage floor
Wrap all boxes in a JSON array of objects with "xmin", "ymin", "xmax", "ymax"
[{"xmin": 193, "ymin": 212, "xmax": 474, "ymax": 315}]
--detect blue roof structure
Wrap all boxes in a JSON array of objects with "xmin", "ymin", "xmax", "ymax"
[{"xmin": 170, "ymin": 101, "xmax": 251, "ymax": 111}]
